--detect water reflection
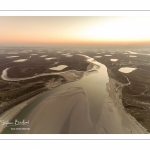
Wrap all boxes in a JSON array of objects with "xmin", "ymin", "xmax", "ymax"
[
  {"xmin": 129, "ymin": 55, "xmax": 137, "ymax": 57},
  {"xmin": 119, "ymin": 67, "xmax": 137, "ymax": 73},
  {"xmin": 110, "ymin": 59, "xmax": 118, "ymax": 62},
  {"xmin": 49, "ymin": 65, "xmax": 68, "ymax": 71},
  {"xmin": 13, "ymin": 59, "xmax": 28, "ymax": 62},
  {"xmin": 2, "ymin": 55, "xmax": 110, "ymax": 133}
]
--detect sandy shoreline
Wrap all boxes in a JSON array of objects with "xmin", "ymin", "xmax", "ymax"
[
  {"xmin": 0, "ymin": 68, "xmax": 86, "ymax": 133},
  {"xmin": 1, "ymin": 80, "xmax": 148, "ymax": 133},
  {"xmin": 0, "ymin": 65, "xmax": 87, "ymax": 133},
  {"xmin": 95, "ymin": 78, "xmax": 148, "ymax": 134},
  {"xmin": 1, "ymin": 67, "xmax": 84, "ymax": 82}
]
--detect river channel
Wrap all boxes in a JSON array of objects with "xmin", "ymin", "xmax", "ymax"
[{"xmin": 2, "ymin": 55, "xmax": 109, "ymax": 133}]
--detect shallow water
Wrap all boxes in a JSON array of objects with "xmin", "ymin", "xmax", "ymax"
[
  {"xmin": 119, "ymin": 67, "xmax": 137, "ymax": 73},
  {"xmin": 128, "ymin": 51, "xmax": 137, "ymax": 54},
  {"xmin": 6, "ymin": 56, "xmax": 19, "ymax": 58},
  {"xmin": 110, "ymin": 59, "xmax": 118, "ymax": 62},
  {"xmin": 13, "ymin": 59, "xmax": 27, "ymax": 62},
  {"xmin": 105, "ymin": 55, "xmax": 112, "ymax": 56},
  {"xmin": 49, "ymin": 65, "xmax": 68, "ymax": 71},
  {"xmin": 129, "ymin": 55, "xmax": 137, "ymax": 57},
  {"xmin": 129, "ymin": 51, "xmax": 150, "ymax": 56},
  {"xmin": 40, "ymin": 55, "xmax": 47, "ymax": 57},
  {"xmin": 2, "ymin": 55, "xmax": 109, "ymax": 133},
  {"xmin": 45, "ymin": 57, "xmax": 56, "ymax": 60}
]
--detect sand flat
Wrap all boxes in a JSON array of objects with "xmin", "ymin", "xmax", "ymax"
[
  {"xmin": 2, "ymin": 84, "xmax": 147, "ymax": 134},
  {"xmin": 0, "ymin": 72, "xmax": 147, "ymax": 134},
  {"xmin": 15, "ymin": 87, "xmax": 94, "ymax": 134}
]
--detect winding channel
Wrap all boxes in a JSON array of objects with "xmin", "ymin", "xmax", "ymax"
[{"xmin": 1, "ymin": 54, "xmax": 109, "ymax": 133}]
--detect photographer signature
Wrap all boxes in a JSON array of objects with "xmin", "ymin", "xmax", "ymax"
[{"xmin": 0, "ymin": 119, "xmax": 29, "ymax": 127}]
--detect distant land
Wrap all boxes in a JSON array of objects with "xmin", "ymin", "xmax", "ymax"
[{"xmin": 0, "ymin": 45, "xmax": 150, "ymax": 134}]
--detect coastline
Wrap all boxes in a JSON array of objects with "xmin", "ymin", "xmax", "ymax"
[
  {"xmin": 0, "ymin": 67, "xmax": 86, "ymax": 133},
  {"xmin": 0, "ymin": 56, "xmax": 148, "ymax": 133},
  {"xmin": 96, "ymin": 78, "xmax": 148, "ymax": 134},
  {"xmin": 1, "ymin": 78, "xmax": 148, "ymax": 133}
]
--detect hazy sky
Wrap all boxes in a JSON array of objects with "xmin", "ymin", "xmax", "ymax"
[{"xmin": 0, "ymin": 16, "xmax": 150, "ymax": 46}]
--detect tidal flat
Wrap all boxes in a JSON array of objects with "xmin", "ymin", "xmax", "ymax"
[{"xmin": 0, "ymin": 46, "xmax": 150, "ymax": 133}]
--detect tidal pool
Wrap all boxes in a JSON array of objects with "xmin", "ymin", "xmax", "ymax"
[
  {"xmin": 2, "ymin": 55, "xmax": 109, "ymax": 133},
  {"xmin": 128, "ymin": 51, "xmax": 137, "ymax": 54},
  {"xmin": 129, "ymin": 55, "xmax": 137, "ymax": 57},
  {"xmin": 49, "ymin": 65, "xmax": 68, "ymax": 71},
  {"xmin": 13, "ymin": 59, "xmax": 27, "ymax": 62},
  {"xmin": 45, "ymin": 57, "xmax": 56, "ymax": 60},
  {"xmin": 40, "ymin": 55, "xmax": 48, "ymax": 57},
  {"xmin": 105, "ymin": 55, "xmax": 112, "ymax": 56},
  {"xmin": 6, "ymin": 56, "xmax": 19, "ymax": 58},
  {"xmin": 110, "ymin": 59, "xmax": 118, "ymax": 62},
  {"xmin": 119, "ymin": 67, "xmax": 137, "ymax": 73}
]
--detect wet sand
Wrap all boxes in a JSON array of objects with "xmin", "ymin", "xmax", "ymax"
[
  {"xmin": 1, "ymin": 84, "xmax": 147, "ymax": 134},
  {"xmin": 1, "ymin": 68, "xmax": 84, "ymax": 82},
  {"xmin": 96, "ymin": 78, "xmax": 147, "ymax": 134},
  {"xmin": 25, "ymin": 87, "xmax": 94, "ymax": 134},
  {"xmin": 0, "ymin": 54, "xmax": 148, "ymax": 134},
  {"xmin": 1, "ymin": 87, "xmax": 94, "ymax": 134}
]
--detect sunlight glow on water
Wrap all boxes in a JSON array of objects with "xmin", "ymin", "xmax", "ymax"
[
  {"xmin": 49, "ymin": 65, "xmax": 68, "ymax": 71},
  {"xmin": 129, "ymin": 55, "xmax": 137, "ymax": 57},
  {"xmin": 110, "ymin": 59, "xmax": 118, "ymax": 62},
  {"xmin": 6, "ymin": 56, "xmax": 19, "ymax": 58},
  {"xmin": 119, "ymin": 67, "xmax": 137, "ymax": 73},
  {"xmin": 13, "ymin": 59, "xmax": 27, "ymax": 62},
  {"xmin": 105, "ymin": 55, "xmax": 112, "ymax": 56},
  {"xmin": 45, "ymin": 57, "xmax": 56, "ymax": 60}
]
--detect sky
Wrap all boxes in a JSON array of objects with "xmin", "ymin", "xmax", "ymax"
[{"xmin": 0, "ymin": 16, "xmax": 150, "ymax": 46}]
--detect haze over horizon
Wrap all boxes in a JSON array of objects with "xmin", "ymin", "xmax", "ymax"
[{"xmin": 1, "ymin": 16, "xmax": 150, "ymax": 46}]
